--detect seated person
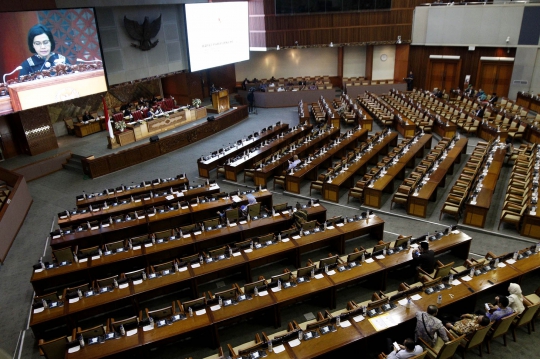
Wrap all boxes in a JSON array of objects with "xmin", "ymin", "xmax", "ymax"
[
  {"xmin": 484, "ymin": 296, "xmax": 514, "ymax": 321},
  {"xmin": 277, "ymin": 86, "xmax": 285, "ymax": 92},
  {"xmin": 147, "ymin": 108, "xmax": 155, "ymax": 118},
  {"xmin": 287, "ymin": 155, "xmax": 301, "ymax": 170},
  {"xmin": 476, "ymin": 88, "xmax": 487, "ymax": 101},
  {"xmin": 493, "ymin": 283, "xmax": 525, "ymax": 315},
  {"xmin": 489, "ymin": 93, "xmax": 498, "ymax": 104},
  {"xmin": 412, "ymin": 241, "xmax": 435, "ymax": 274},
  {"xmin": 415, "ymin": 305, "xmax": 449, "ymax": 347},
  {"xmin": 154, "ymin": 105, "xmax": 164, "ymax": 115},
  {"xmin": 270, "ymin": 76, "xmax": 276, "ymax": 82},
  {"xmin": 382, "ymin": 338, "xmax": 423, "ymax": 359},
  {"xmin": 123, "ymin": 107, "xmax": 132, "ymax": 118},
  {"xmin": 217, "ymin": 202, "xmax": 237, "ymax": 220},
  {"xmin": 309, "ymin": 83, "xmax": 317, "ymax": 90},
  {"xmin": 82, "ymin": 111, "xmax": 94, "ymax": 122},
  {"xmin": 240, "ymin": 193, "xmax": 257, "ymax": 216},
  {"xmin": 445, "ymin": 314, "xmax": 490, "ymax": 335},
  {"xmin": 210, "ymin": 83, "xmax": 217, "ymax": 93},
  {"xmin": 268, "ymin": 82, "xmax": 275, "ymax": 87}
]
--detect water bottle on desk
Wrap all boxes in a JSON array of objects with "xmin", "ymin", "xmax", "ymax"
[
  {"xmin": 188, "ymin": 307, "xmax": 193, "ymax": 317},
  {"xmin": 218, "ymin": 296, "xmax": 223, "ymax": 308},
  {"xmin": 120, "ymin": 324, "xmax": 126, "ymax": 336}
]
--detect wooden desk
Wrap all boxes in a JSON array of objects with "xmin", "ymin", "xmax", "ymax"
[
  {"xmin": 285, "ymin": 128, "xmax": 368, "ymax": 194},
  {"xmin": 74, "ymin": 120, "xmax": 102, "ymax": 137},
  {"xmin": 407, "ymin": 137, "xmax": 468, "ymax": 218},
  {"xmin": 323, "ymin": 132, "xmax": 398, "ymax": 202},
  {"xmin": 224, "ymin": 125, "xmax": 311, "ymax": 182},
  {"xmin": 520, "ymin": 211, "xmax": 540, "ymax": 239},
  {"xmin": 115, "ymin": 129, "xmax": 136, "ymax": 146},
  {"xmin": 252, "ymin": 127, "xmax": 339, "ymax": 187},
  {"xmin": 463, "ymin": 147, "xmax": 506, "ymax": 228},
  {"xmin": 197, "ymin": 123, "xmax": 289, "ymax": 178},
  {"xmin": 364, "ymin": 134, "xmax": 432, "ymax": 208}
]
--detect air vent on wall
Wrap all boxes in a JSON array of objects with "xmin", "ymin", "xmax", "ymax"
[{"xmin": 513, "ymin": 80, "xmax": 529, "ymax": 85}]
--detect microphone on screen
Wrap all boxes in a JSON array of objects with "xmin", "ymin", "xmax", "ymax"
[{"xmin": 3, "ymin": 66, "xmax": 22, "ymax": 84}]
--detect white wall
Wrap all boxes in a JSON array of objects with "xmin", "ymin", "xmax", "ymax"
[
  {"xmin": 343, "ymin": 46, "xmax": 366, "ymax": 78},
  {"xmin": 235, "ymin": 47, "xmax": 338, "ymax": 81},
  {"xmin": 372, "ymin": 45, "xmax": 395, "ymax": 81}
]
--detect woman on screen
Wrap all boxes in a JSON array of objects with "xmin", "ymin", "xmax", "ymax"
[{"xmin": 19, "ymin": 24, "xmax": 70, "ymax": 77}]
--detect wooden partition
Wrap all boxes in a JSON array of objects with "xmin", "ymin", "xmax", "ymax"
[
  {"xmin": 0, "ymin": 167, "xmax": 33, "ymax": 263},
  {"xmin": 82, "ymin": 106, "xmax": 249, "ymax": 179}
]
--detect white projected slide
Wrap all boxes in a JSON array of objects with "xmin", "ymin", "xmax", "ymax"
[{"xmin": 185, "ymin": 2, "xmax": 249, "ymax": 72}]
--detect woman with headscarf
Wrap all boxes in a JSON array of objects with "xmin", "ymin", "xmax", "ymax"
[{"xmin": 494, "ymin": 283, "xmax": 525, "ymax": 314}]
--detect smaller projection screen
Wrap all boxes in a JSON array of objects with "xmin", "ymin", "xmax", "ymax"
[
  {"xmin": 0, "ymin": 8, "xmax": 107, "ymax": 115},
  {"xmin": 185, "ymin": 2, "xmax": 249, "ymax": 72}
]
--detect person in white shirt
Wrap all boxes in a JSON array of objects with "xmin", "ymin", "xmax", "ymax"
[
  {"xmin": 288, "ymin": 155, "xmax": 301, "ymax": 170},
  {"xmin": 383, "ymin": 338, "xmax": 423, "ymax": 359}
]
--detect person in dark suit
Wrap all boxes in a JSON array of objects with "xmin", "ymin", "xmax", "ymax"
[
  {"xmin": 413, "ymin": 241, "xmax": 435, "ymax": 274},
  {"xmin": 404, "ymin": 71, "xmax": 414, "ymax": 91},
  {"xmin": 489, "ymin": 93, "xmax": 498, "ymax": 104},
  {"xmin": 82, "ymin": 111, "xmax": 94, "ymax": 122},
  {"xmin": 476, "ymin": 105, "xmax": 486, "ymax": 119},
  {"xmin": 247, "ymin": 89, "xmax": 255, "ymax": 113}
]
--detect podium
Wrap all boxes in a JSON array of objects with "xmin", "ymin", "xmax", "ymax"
[
  {"xmin": 7, "ymin": 70, "xmax": 107, "ymax": 113},
  {"xmin": 211, "ymin": 89, "xmax": 230, "ymax": 113}
]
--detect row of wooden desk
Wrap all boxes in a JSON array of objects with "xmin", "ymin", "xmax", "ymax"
[
  {"xmin": 75, "ymin": 176, "xmax": 189, "ymax": 208},
  {"xmin": 363, "ymin": 134, "xmax": 433, "ymax": 208},
  {"xmin": 224, "ymin": 125, "xmax": 312, "ymax": 182},
  {"xmin": 322, "ymin": 131, "xmax": 398, "ymax": 202},
  {"xmin": 252, "ymin": 127, "xmax": 340, "ymax": 187},
  {"xmin": 52, "ymin": 190, "xmax": 274, "ymax": 250},
  {"xmin": 285, "ymin": 128, "xmax": 369, "ymax": 194},
  {"xmin": 224, "ymin": 246, "xmax": 540, "ymax": 359},
  {"xmin": 407, "ymin": 137, "xmax": 468, "ymax": 218},
  {"xmin": 197, "ymin": 123, "xmax": 289, "ymax": 178},
  {"xmin": 33, "ymin": 212, "xmax": 385, "ymax": 338},
  {"xmin": 56, "ymin": 230, "xmax": 495, "ymax": 359}
]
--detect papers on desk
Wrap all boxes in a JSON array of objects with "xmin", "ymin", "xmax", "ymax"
[
  {"xmin": 91, "ymin": 255, "xmax": 101, "ymax": 260},
  {"xmin": 326, "ymin": 270, "xmax": 336, "ymax": 276},
  {"xmin": 353, "ymin": 315, "xmax": 365, "ymax": 323},
  {"xmin": 258, "ymin": 291, "xmax": 268, "ymax": 297},
  {"xmin": 102, "ymin": 223, "xmax": 110, "ymax": 228},
  {"xmin": 133, "ymin": 279, "xmax": 143, "ymax": 285},
  {"xmin": 398, "ymin": 298, "xmax": 408, "ymax": 306},
  {"xmin": 340, "ymin": 320, "xmax": 352, "ymax": 328},
  {"xmin": 137, "ymin": 215, "xmax": 145, "ymax": 220},
  {"xmin": 498, "ymin": 262, "xmax": 507, "ymax": 268},
  {"xmin": 193, "ymin": 231, "xmax": 202, "ymax": 235},
  {"xmin": 232, "ymin": 195, "xmax": 242, "ymax": 202},
  {"xmin": 314, "ymin": 273, "xmax": 324, "ymax": 279},
  {"xmin": 451, "ymin": 279, "xmax": 461, "ymax": 286},
  {"xmin": 239, "ymin": 221, "xmax": 247, "ymax": 224},
  {"xmin": 34, "ymin": 268, "xmax": 44, "ymax": 273},
  {"xmin": 133, "ymin": 245, "xmax": 141, "ymax": 250},
  {"xmin": 451, "ymin": 230, "xmax": 460, "ymax": 234},
  {"xmin": 281, "ymin": 211, "xmax": 289, "ymax": 215},
  {"xmin": 232, "ymin": 252, "xmax": 241, "ymax": 257},
  {"xmin": 365, "ymin": 258, "xmax": 374, "ymax": 263},
  {"xmin": 506, "ymin": 259, "xmax": 516, "ymax": 264},
  {"xmin": 196, "ymin": 309, "xmax": 206, "ymax": 316},
  {"xmin": 327, "ymin": 226, "xmax": 335, "ymax": 230},
  {"xmin": 292, "ymin": 235, "xmax": 301, "ymax": 240},
  {"xmin": 166, "ymin": 195, "xmax": 175, "ymax": 200},
  {"xmin": 176, "ymin": 192, "xmax": 184, "ymax": 197},
  {"xmin": 336, "ymin": 223, "xmax": 344, "ymax": 227},
  {"xmin": 261, "ymin": 189, "xmax": 268, "ymax": 192},
  {"xmin": 126, "ymin": 328, "xmax": 138, "ymax": 337},
  {"xmin": 191, "ymin": 204, "xmax": 198, "ymax": 207},
  {"xmin": 244, "ymin": 249, "xmax": 253, "ymax": 253},
  {"xmin": 461, "ymin": 275, "xmax": 472, "ymax": 282},
  {"xmin": 288, "ymin": 339, "xmax": 301, "ymax": 347},
  {"xmin": 144, "ymin": 243, "xmax": 153, "ymax": 248},
  {"xmin": 181, "ymin": 206, "xmax": 188, "ymax": 209},
  {"xmin": 412, "ymin": 193, "xmax": 419, "ymax": 197},
  {"xmin": 34, "ymin": 307, "xmax": 45, "ymax": 314},
  {"xmin": 271, "ymin": 287, "xmax": 281, "ymax": 292},
  {"xmin": 119, "ymin": 283, "xmax": 129, "ymax": 289},
  {"xmin": 179, "ymin": 266, "xmax": 188, "ymax": 272},
  {"xmin": 375, "ymin": 255, "xmax": 385, "ymax": 260},
  {"xmin": 69, "ymin": 297, "xmax": 79, "ymax": 304},
  {"xmin": 67, "ymin": 345, "xmax": 81, "ymax": 354},
  {"xmin": 410, "ymin": 244, "xmax": 419, "ymax": 249},
  {"xmin": 273, "ymin": 344, "xmax": 286, "ymax": 353},
  {"xmin": 229, "ymin": 223, "xmax": 237, "ymax": 227},
  {"xmin": 191, "ymin": 263, "xmax": 201, "ymax": 269},
  {"xmin": 410, "ymin": 294, "xmax": 422, "ymax": 301},
  {"xmin": 273, "ymin": 213, "xmax": 280, "ymax": 217},
  {"xmin": 52, "ymin": 235, "xmax": 61, "ymax": 239},
  {"xmin": 313, "ymin": 203, "xmax": 320, "ymax": 207},
  {"xmin": 183, "ymin": 234, "xmax": 190, "ymax": 238},
  {"xmin": 369, "ymin": 315, "xmax": 400, "ymax": 331},
  {"xmin": 282, "ymin": 238, "xmax": 290, "ymax": 243},
  {"xmin": 79, "ymin": 258, "xmax": 88, "ymax": 263},
  {"xmin": 143, "ymin": 325, "xmax": 154, "ymax": 331},
  {"xmin": 211, "ymin": 305, "xmax": 221, "ymax": 311}
]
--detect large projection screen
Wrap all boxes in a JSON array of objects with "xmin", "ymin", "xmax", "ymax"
[
  {"xmin": 0, "ymin": 8, "xmax": 107, "ymax": 115},
  {"xmin": 185, "ymin": 2, "xmax": 249, "ymax": 72}
]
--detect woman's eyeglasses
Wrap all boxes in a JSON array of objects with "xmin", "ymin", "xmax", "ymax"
[{"xmin": 34, "ymin": 40, "xmax": 50, "ymax": 47}]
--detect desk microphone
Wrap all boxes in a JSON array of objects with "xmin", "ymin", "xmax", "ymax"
[{"xmin": 3, "ymin": 66, "xmax": 22, "ymax": 84}]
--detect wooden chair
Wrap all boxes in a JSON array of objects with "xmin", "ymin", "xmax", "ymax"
[
  {"xmin": 38, "ymin": 336, "xmax": 69, "ymax": 359},
  {"xmin": 419, "ymin": 334, "xmax": 465, "ymax": 359},
  {"xmin": 418, "ymin": 260, "xmax": 455, "ymax": 280},
  {"xmin": 64, "ymin": 118, "xmax": 75, "ymax": 135},
  {"xmin": 391, "ymin": 185, "xmax": 411, "ymax": 210},
  {"xmin": 498, "ymin": 205, "xmax": 526, "ymax": 231},
  {"xmin": 484, "ymin": 312, "xmax": 518, "ymax": 353},
  {"xmin": 454, "ymin": 322, "xmax": 492, "ymax": 358},
  {"xmin": 439, "ymin": 195, "xmax": 463, "ymax": 221},
  {"xmin": 510, "ymin": 301, "xmax": 540, "ymax": 341},
  {"xmin": 74, "ymin": 324, "xmax": 107, "ymax": 340},
  {"xmin": 273, "ymin": 175, "xmax": 285, "ymax": 190},
  {"xmin": 310, "ymin": 173, "xmax": 327, "ymax": 196}
]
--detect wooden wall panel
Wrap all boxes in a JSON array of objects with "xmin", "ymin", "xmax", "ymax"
[
  {"xmin": 408, "ymin": 46, "xmax": 516, "ymax": 92},
  {"xmin": 394, "ymin": 44, "xmax": 410, "ymax": 82},
  {"xmin": 19, "ymin": 107, "xmax": 58, "ymax": 156}
]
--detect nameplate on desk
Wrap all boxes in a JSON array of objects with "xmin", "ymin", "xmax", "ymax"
[
  {"xmin": 229, "ymin": 223, "xmax": 237, "ymax": 227},
  {"xmin": 52, "ymin": 235, "xmax": 61, "ymax": 239},
  {"xmin": 497, "ymin": 262, "xmax": 506, "ymax": 268},
  {"xmin": 261, "ymin": 189, "xmax": 268, "ymax": 192},
  {"xmin": 144, "ymin": 243, "xmax": 153, "ymax": 247},
  {"xmin": 313, "ymin": 203, "xmax": 320, "ymax": 207},
  {"xmin": 34, "ymin": 268, "xmax": 44, "ymax": 273},
  {"xmin": 191, "ymin": 263, "xmax": 201, "ymax": 268},
  {"xmin": 336, "ymin": 223, "xmax": 344, "ymax": 227},
  {"xmin": 91, "ymin": 255, "xmax": 101, "ymax": 260},
  {"xmin": 239, "ymin": 220, "xmax": 247, "ymax": 224},
  {"xmin": 281, "ymin": 211, "xmax": 289, "ymax": 215},
  {"xmin": 410, "ymin": 294, "xmax": 422, "ymax": 300},
  {"xmin": 244, "ymin": 249, "xmax": 253, "ymax": 253},
  {"xmin": 119, "ymin": 283, "xmax": 129, "ymax": 289},
  {"xmin": 126, "ymin": 328, "xmax": 138, "ymax": 337},
  {"xmin": 91, "ymin": 226, "xmax": 99, "ymax": 230},
  {"xmin": 143, "ymin": 325, "xmax": 153, "ymax": 331},
  {"xmin": 102, "ymin": 223, "xmax": 110, "ymax": 228},
  {"xmin": 166, "ymin": 195, "xmax": 175, "ymax": 200},
  {"xmin": 137, "ymin": 216, "xmax": 145, "ymax": 219},
  {"xmin": 133, "ymin": 245, "xmax": 141, "ymax": 250},
  {"xmin": 327, "ymin": 226, "xmax": 335, "ymax": 230},
  {"xmin": 191, "ymin": 204, "xmax": 198, "ymax": 207},
  {"xmin": 33, "ymin": 307, "xmax": 45, "ymax": 314},
  {"xmin": 133, "ymin": 279, "xmax": 143, "ymax": 285},
  {"xmin": 182, "ymin": 234, "xmax": 191, "ymax": 238},
  {"xmin": 282, "ymin": 238, "xmax": 290, "ymax": 243},
  {"xmin": 181, "ymin": 206, "xmax": 188, "ymax": 209},
  {"xmin": 176, "ymin": 192, "xmax": 184, "ymax": 197},
  {"xmin": 292, "ymin": 235, "xmax": 301, "ymax": 240},
  {"xmin": 148, "ymin": 213, "xmax": 156, "ymax": 217},
  {"xmin": 273, "ymin": 213, "xmax": 280, "ymax": 217},
  {"xmin": 232, "ymin": 252, "xmax": 241, "ymax": 257},
  {"xmin": 193, "ymin": 231, "xmax": 202, "ymax": 236},
  {"xmin": 196, "ymin": 309, "xmax": 206, "ymax": 316},
  {"xmin": 79, "ymin": 258, "xmax": 88, "ymax": 263},
  {"xmin": 69, "ymin": 297, "xmax": 79, "ymax": 304},
  {"xmin": 210, "ymin": 305, "xmax": 221, "ymax": 311}
]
